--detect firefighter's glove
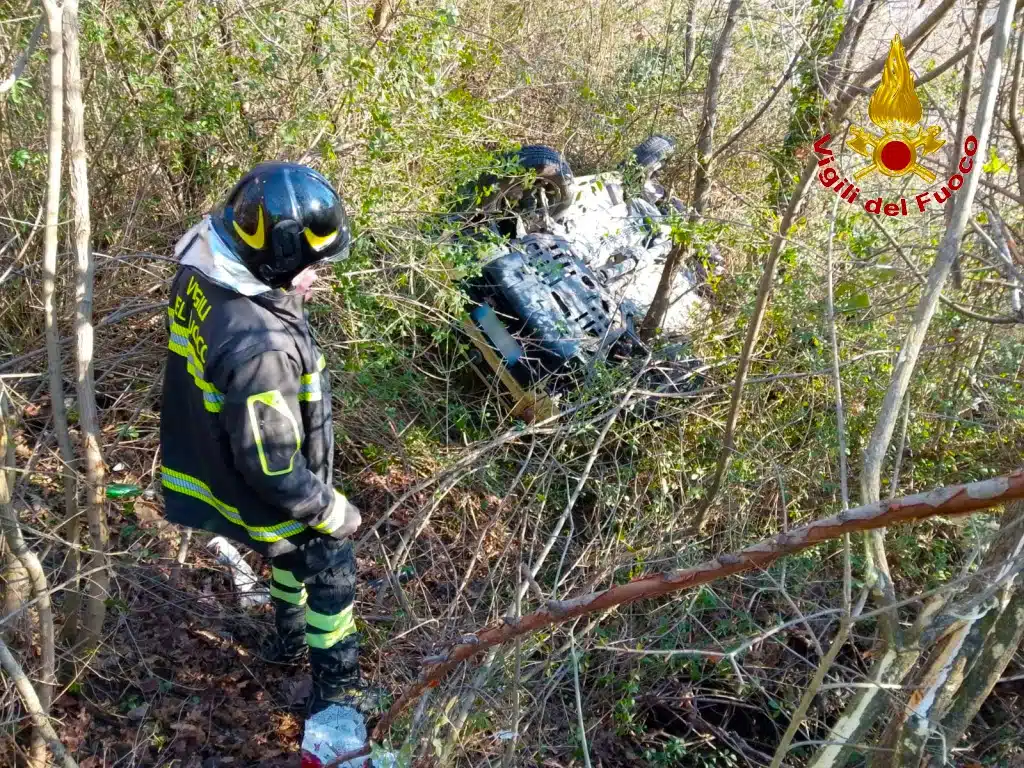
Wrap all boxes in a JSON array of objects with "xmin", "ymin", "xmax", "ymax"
[{"xmin": 316, "ymin": 491, "xmax": 361, "ymax": 540}]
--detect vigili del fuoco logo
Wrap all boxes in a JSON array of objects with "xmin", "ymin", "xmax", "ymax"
[{"xmin": 813, "ymin": 35, "xmax": 978, "ymax": 216}]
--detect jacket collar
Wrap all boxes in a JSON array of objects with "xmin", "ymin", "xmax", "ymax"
[{"xmin": 176, "ymin": 216, "xmax": 272, "ymax": 297}]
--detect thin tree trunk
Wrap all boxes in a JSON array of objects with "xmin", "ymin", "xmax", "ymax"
[
  {"xmin": 808, "ymin": 2, "xmax": 1019, "ymax": 763},
  {"xmin": 688, "ymin": 0, "xmax": 741, "ymax": 216},
  {"xmin": 0, "ymin": 637, "xmax": 78, "ymax": 768},
  {"xmin": 0, "ymin": 388, "xmax": 56, "ymax": 768},
  {"xmin": 1, "ymin": 392, "xmax": 30, "ymax": 639},
  {"xmin": 946, "ymin": 0, "xmax": 986, "ymax": 288},
  {"xmin": 941, "ymin": 575, "xmax": 1024, "ymax": 745},
  {"xmin": 769, "ymin": 619, "xmax": 852, "ymax": 768},
  {"xmin": 682, "ymin": 0, "xmax": 696, "ymax": 77},
  {"xmin": 63, "ymin": 0, "xmax": 108, "ymax": 652},
  {"xmin": 878, "ymin": 500, "xmax": 1024, "ymax": 766},
  {"xmin": 1008, "ymin": 21, "xmax": 1024, "ymax": 196},
  {"xmin": 2, "ymin": 551, "xmax": 31, "ymax": 638},
  {"xmin": 640, "ymin": 0, "xmax": 743, "ymax": 340},
  {"xmin": 859, "ymin": 0, "xmax": 1015, "ymax": 531},
  {"xmin": 39, "ymin": 0, "xmax": 83, "ymax": 648},
  {"xmin": 806, "ymin": 647, "xmax": 921, "ymax": 768}
]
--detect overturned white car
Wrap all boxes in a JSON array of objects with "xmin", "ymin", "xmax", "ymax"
[{"xmin": 455, "ymin": 138, "xmax": 717, "ymax": 419}]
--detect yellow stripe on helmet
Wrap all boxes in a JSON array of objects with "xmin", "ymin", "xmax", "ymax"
[
  {"xmin": 233, "ymin": 206, "xmax": 266, "ymax": 250},
  {"xmin": 303, "ymin": 227, "xmax": 338, "ymax": 251}
]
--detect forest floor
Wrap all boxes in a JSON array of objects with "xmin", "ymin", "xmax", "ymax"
[
  {"xmin": 2, "ymin": 463, "xmax": 447, "ymax": 767},
  {"xmin": 5, "ymin": 396, "xmax": 1024, "ymax": 766}
]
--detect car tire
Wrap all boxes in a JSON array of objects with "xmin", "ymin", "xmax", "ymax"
[
  {"xmin": 462, "ymin": 145, "xmax": 574, "ymax": 224},
  {"xmin": 515, "ymin": 145, "xmax": 573, "ymax": 183},
  {"xmin": 502, "ymin": 144, "xmax": 574, "ymax": 218},
  {"xmin": 631, "ymin": 134, "xmax": 676, "ymax": 173}
]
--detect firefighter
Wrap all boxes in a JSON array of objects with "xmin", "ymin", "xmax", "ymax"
[{"xmin": 159, "ymin": 162, "xmax": 379, "ymax": 760}]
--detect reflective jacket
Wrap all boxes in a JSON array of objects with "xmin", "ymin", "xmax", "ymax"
[{"xmin": 159, "ymin": 218, "xmax": 355, "ymax": 557}]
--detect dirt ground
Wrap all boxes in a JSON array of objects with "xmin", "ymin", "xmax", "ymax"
[{"xmin": 1, "ymin": 467, "xmax": 442, "ymax": 767}]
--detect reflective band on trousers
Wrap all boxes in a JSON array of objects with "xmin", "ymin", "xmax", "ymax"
[
  {"xmin": 270, "ymin": 567, "xmax": 308, "ymax": 605},
  {"xmin": 161, "ymin": 467, "xmax": 307, "ymax": 542},
  {"xmin": 271, "ymin": 584, "xmax": 307, "ymax": 605},
  {"xmin": 306, "ymin": 605, "xmax": 355, "ymax": 649},
  {"xmin": 272, "ymin": 567, "xmax": 304, "ymax": 588}
]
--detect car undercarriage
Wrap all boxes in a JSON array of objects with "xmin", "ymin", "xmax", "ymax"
[{"xmin": 455, "ymin": 139, "xmax": 720, "ymax": 419}]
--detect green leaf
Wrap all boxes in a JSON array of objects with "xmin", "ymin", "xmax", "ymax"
[
  {"xmin": 10, "ymin": 149, "xmax": 30, "ymax": 170},
  {"xmin": 983, "ymin": 148, "xmax": 1009, "ymax": 174},
  {"xmin": 835, "ymin": 281, "xmax": 870, "ymax": 310},
  {"xmin": 844, "ymin": 290, "xmax": 870, "ymax": 310}
]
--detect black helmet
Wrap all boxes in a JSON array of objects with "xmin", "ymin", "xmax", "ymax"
[{"xmin": 212, "ymin": 162, "xmax": 351, "ymax": 289}]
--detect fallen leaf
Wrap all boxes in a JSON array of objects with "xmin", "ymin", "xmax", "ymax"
[{"xmin": 284, "ymin": 675, "xmax": 313, "ymax": 706}]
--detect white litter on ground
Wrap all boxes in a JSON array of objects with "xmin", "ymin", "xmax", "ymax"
[
  {"xmin": 206, "ymin": 536, "xmax": 269, "ymax": 608},
  {"xmin": 302, "ymin": 704, "xmax": 398, "ymax": 767}
]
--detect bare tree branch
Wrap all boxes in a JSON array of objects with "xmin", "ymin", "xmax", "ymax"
[
  {"xmin": 869, "ymin": 215, "xmax": 1022, "ymax": 325},
  {"xmin": 641, "ymin": 0, "xmax": 744, "ymax": 339},
  {"xmin": 1008, "ymin": 19, "xmax": 1024, "ymax": 196},
  {"xmin": 690, "ymin": 152, "xmax": 817, "ymax": 530},
  {"xmin": 371, "ymin": 469, "xmax": 1024, "ymax": 747},
  {"xmin": 979, "ymin": 177, "xmax": 1024, "ymax": 206},
  {"xmin": 0, "ymin": 14, "xmax": 44, "ymax": 95},
  {"xmin": 946, "ymin": 0, "xmax": 986, "ymax": 287},
  {"xmin": 912, "ymin": 0, "xmax": 1024, "ymax": 90},
  {"xmin": 711, "ymin": 47, "xmax": 800, "ymax": 163}
]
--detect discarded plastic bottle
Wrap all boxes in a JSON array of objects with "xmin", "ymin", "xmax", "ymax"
[{"xmin": 106, "ymin": 483, "xmax": 142, "ymax": 499}]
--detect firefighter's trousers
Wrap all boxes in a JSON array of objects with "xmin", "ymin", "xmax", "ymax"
[{"xmin": 269, "ymin": 536, "xmax": 359, "ymax": 691}]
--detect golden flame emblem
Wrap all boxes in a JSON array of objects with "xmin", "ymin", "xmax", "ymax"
[{"xmin": 847, "ymin": 35, "xmax": 944, "ymax": 181}]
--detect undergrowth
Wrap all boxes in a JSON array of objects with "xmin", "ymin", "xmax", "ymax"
[{"xmin": 1, "ymin": 0, "xmax": 1023, "ymax": 765}]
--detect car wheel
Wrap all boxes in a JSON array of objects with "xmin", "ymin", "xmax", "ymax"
[
  {"xmin": 631, "ymin": 134, "xmax": 676, "ymax": 174},
  {"xmin": 466, "ymin": 145, "xmax": 574, "ymax": 223}
]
